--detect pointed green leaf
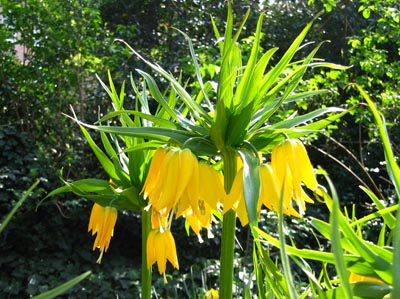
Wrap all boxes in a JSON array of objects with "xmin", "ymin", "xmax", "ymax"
[
  {"xmin": 75, "ymin": 120, "xmax": 198, "ymax": 146},
  {"xmin": 238, "ymin": 147, "xmax": 260, "ymax": 225},
  {"xmin": 254, "ymin": 226, "xmax": 361, "ymax": 265},
  {"xmin": 32, "ymin": 271, "xmax": 91, "ymax": 299},
  {"xmin": 330, "ymin": 176, "xmax": 353, "ymax": 298},
  {"xmin": 1, "ymin": 180, "xmax": 40, "ymax": 234},
  {"xmin": 79, "ymin": 125, "xmax": 119, "ymax": 181}
]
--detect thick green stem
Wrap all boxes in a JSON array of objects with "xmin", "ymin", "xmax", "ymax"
[
  {"xmin": 220, "ymin": 148, "xmax": 237, "ymax": 299},
  {"xmin": 220, "ymin": 209, "xmax": 237, "ymax": 298},
  {"xmin": 141, "ymin": 208, "xmax": 152, "ymax": 299}
]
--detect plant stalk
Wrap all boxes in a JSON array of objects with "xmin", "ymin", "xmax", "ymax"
[
  {"xmin": 141, "ymin": 208, "xmax": 152, "ymax": 299},
  {"xmin": 220, "ymin": 148, "xmax": 237, "ymax": 299}
]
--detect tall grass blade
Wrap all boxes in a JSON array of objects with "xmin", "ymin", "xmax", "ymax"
[
  {"xmin": 278, "ymin": 177, "xmax": 298, "ymax": 299},
  {"xmin": 0, "ymin": 180, "xmax": 40, "ymax": 234},
  {"xmin": 326, "ymin": 176, "xmax": 353, "ymax": 298},
  {"xmin": 32, "ymin": 271, "xmax": 91, "ymax": 299}
]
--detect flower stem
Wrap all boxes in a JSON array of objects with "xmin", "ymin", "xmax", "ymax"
[
  {"xmin": 220, "ymin": 210, "xmax": 237, "ymax": 298},
  {"xmin": 220, "ymin": 148, "xmax": 237, "ymax": 299},
  {"xmin": 141, "ymin": 208, "xmax": 152, "ymax": 299}
]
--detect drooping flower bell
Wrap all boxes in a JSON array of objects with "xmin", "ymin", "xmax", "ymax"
[
  {"xmin": 223, "ymin": 167, "xmax": 250, "ymax": 226},
  {"xmin": 205, "ymin": 288, "xmax": 219, "ymax": 299},
  {"xmin": 259, "ymin": 163, "xmax": 282, "ymax": 212},
  {"xmin": 142, "ymin": 147, "xmax": 223, "ymax": 236},
  {"xmin": 87, "ymin": 203, "xmax": 118, "ymax": 263},
  {"xmin": 270, "ymin": 138, "xmax": 318, "ymax": 217},
  {"xmin": 182, "ymin": 162, "xmax": 225, "ymax": 232},
  {"xmin": 146, "ymin": 229, "xmax": 179, "ymax": 277},
  {"xmin": 141, "ymin": 147, "xmax": 199, "ymax": 217}
]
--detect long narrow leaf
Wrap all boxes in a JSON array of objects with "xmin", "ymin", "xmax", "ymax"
[
  {"xmin": 117, "ymin": 40, "xmax": 212, "ymax": 124},
  {"xmin": 238, "ymin": 147, "xmax": 260, "ymax": 225},
  {"xmin": 96, "ymin": 110, "xmax": 179, "ymax": 130},
  {"xmin": 255, "ymin": 226, "xmax": 361, "ymax": 265},
  {"xmin": 354, "ymin": 85, "xmax": 400, "ymax": 297},
  {"xmin": 79, "ymin": 125, "xmax": 119, "ymax": 181},
  {"xmin": 350, "ymin": 188, "xmax": 397, "ymax": 229},
  {"xmin": 0, "ymin": 180, "xmax": 40, "ymax": 234},
  {"xmin": 278, "ymin": 176, "xmax": 299, "ymax": 299},
  {"xmin": 328, "ymin": 177, "xmax": 353, "ymax": 298},
  {"xmin": 174, "ymin": 28, "xmax": 214, "ymax": 112},
  {"xmin": 258, "ymin": 21, "xmax": 313, "ymax": 100},
  {"xmin": 234, "ymin": 11, "xmax": 264, "ymax": 109},
  {"xmin": 356, "ymin": 85, "xmax": 400, "ymax": 198},
  {"xmin": 72, "ymin": 118, "xmax": 198, "ymax": 146},
  {"xmin": 269, "ymin": 107, "xmax": 345, "ymax": 130},
  {"xmin": 32, "ymin": 271, "xmax": 91, "ymax": 299}
]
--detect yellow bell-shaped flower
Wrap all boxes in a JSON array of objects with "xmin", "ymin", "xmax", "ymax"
[
  {"xmin": 142, "ymin": 147, "xmax": 199, "ymax": 216},
  {"xmin": 198, "ymin": 162, "xmax": 225, "ymax": 212},
  {"xmin": 146, "ymin": 229, "xmax": 179, "ymax": 275},
  {"xmin": 259, "ymin": 163, "xmax": 301, "ymax": 216},
  {"xmin": 270, "ymin": 138, "xmax": 317, "ymax": 216},
  {"xmin": 176, "ymin": 162, "xmax": 224, "ymax": 235},
  {"xmin": 205, "ymin": 288, "xmax": 219, "ymax": 299},
  {"xmin": 223, "ymin": 167, "xmax": 249, "ymax": 226},
  {"xmin": 87, "ymin": 203, "xmax": 118, "ymax": 263}
]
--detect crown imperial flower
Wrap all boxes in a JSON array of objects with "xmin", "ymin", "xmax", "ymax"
[
  {"xmin": 205, "ymin": 288, "xmax": 219, "ymax": 299},
  {"xmin": 88, "ymin": 203, "xmax": 118, "ymax": 263},
  {"xmin": 223, "ymin": 167, "xmax": 250, "ymax": 226},
  {"xmin": 142, "ymin": 147, "xmax": 199, "ymax": 216},
  {"xmin": 143, "ymin": 147, "xmax": 224, "ymax": 236},
  {"xmin": 146, "ymin": 229, "xmax": 179, "ymax": 276},
  {"xmin": 270, "ymin": 138, "xmax": 317, "ymax": 216}
]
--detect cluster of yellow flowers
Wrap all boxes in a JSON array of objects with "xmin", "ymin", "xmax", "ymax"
[
  {"xmin": 224, "ymin": 138, "xmax": 318, "ymax": 226},
  {"xmin": 87, "ymin": 138, "xmax": 319, "ymax": 276}
]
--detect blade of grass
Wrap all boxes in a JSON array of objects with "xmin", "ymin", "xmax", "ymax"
[
  {"xmin": 32, "ymin": 271, "xmax": 91, "ymax": 299},
  {"xmin": 355, "ymin": 85, "xmax": 400, "ymax": 198},
  {"xmin": 278, "ymin": 176, "xmax": 299, "ymax": 299},
  {"xmin": 0, "ymin": 180, "xmax": 40, "ymax": 234},
  {"xmin": 354, "ymin": 85, "xmax": 400, "ymax": 297},
  {"xmin": 327, "ymin": 175, "xmax": 353, "ymax": 298}
]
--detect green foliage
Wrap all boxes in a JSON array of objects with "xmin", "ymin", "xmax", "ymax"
[
  {"xmin": 254, "ymin": 87, "xmax": 398, "ymax": 298},
  {"xmin": 0, "ymin": 180, "xmax": 39, "ymax": 234},
  {"xmin": 0, "ymin": 179, "xmax": 92, "ymax": 299},
  {"xmin": 0, "ymin": 126, "xmax": 45, "ymax": 213},
  {"xmin": 1, "ymin": 0, "xmax": 400, "ymax": 298},
  {"xmin": 348, "ymin": 0, "xmax": 400, "ymax": 125}
]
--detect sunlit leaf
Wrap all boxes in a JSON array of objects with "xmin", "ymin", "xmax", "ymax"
[
  {"xmin": 238, "ymin": 147, "xmax": 260, "ymax": 225},
  {"xmin": 32, "ymin": 271, "xmax": 91, "ymax": 299}
]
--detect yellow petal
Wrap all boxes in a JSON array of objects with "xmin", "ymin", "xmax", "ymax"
[
  {"xmin": 151, "ymin": 209, "xmax": 168, "ymax": 230},
  {"xmin": 271, "ymin": 139, "xmax": 317, "ymax": 217},
  {"xmin": 236, "ymin": 194, "xmax": 249, "ymax": 226},
  {"xmin": 179, "ymin": 149, "xmax": 198, "ymax": 205},
  {"xmin": 88, "ymin": 203, "xmax": 104, "ymax": 235},
  {"xmin": 205, "ymin": 288, "xmax": 219, "ymax": 299},
  {"xmin": 259, "ymin": 164, "xmax": 280, "ymax": 211},
  {"xmin": 198, "ymin": 163, "xmax": 225, "ymax": 210},
  {"xmin": 186, "ymin": 211, "xmax": 202, "ymax": 236},
  {"xmin": 223, "ymin": 168, "xmax": 243, "ymax": 213},
  {"xmin": 155, "ymin": 232, "xmax": 167, "ymax": 274},
  {"xmin": 151, "ymin": 150, "xmax": 179, "ymax": 213},
  {"xmin": 295, "ymin": 140, "xmax": 318, "ymax": 191},
  {"xmin": 87, "ymin": 203, "xmax": 118, "ymax": 263},
  {"xmin": 141, "ymin": 147, "xmax": 168, "ymax": 198},
  {"xmin": 270, "ymin": 142, "xmax": 287, "ymax": 183},
  {"xmin": 349, "ymin": 272, "xmax": 384, "ymax": 284},
  {"xmin": 165, "ymin": 231, "xmax": 179, "ymax": 270}
]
